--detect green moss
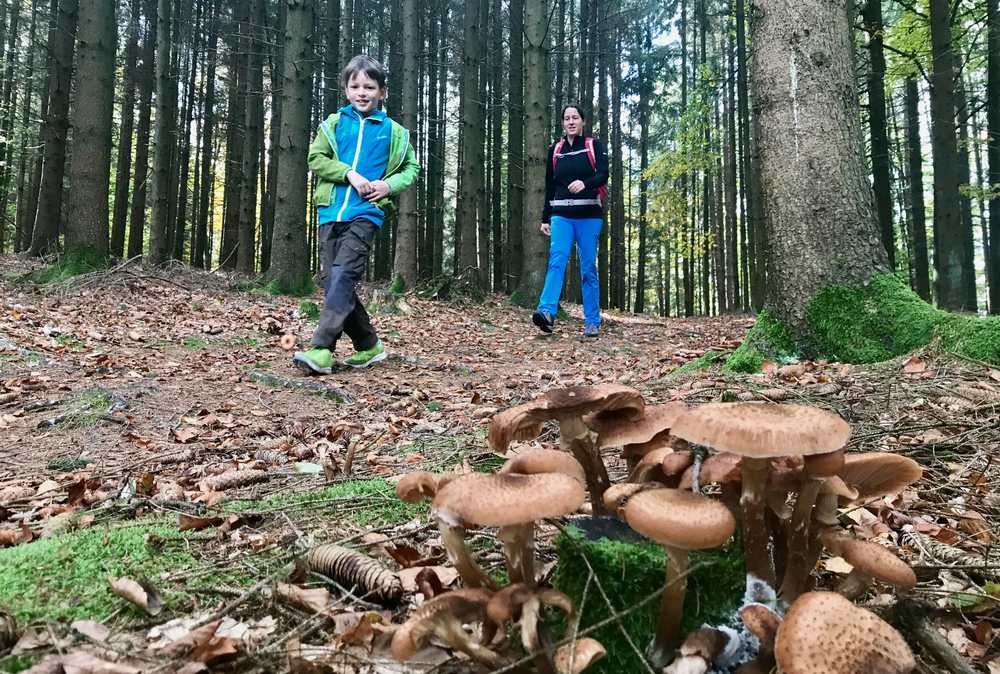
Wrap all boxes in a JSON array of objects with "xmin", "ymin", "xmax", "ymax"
[
  {"xmin": 724, "ymin": 309, "xmax": 796, "ymax": 373},
  {"xmin": 673, "ymin": 350, "xmax": 726, "ymax": 375},
  {"xmin": 553, "ymin": 528, "xmax": 745, "ymax": 674},
  {"xmin": 0, "ymin": 654, "xmax": 39, "ymax": 673},
  {"xmin": 508, "ymin": 291, "xmax": 535, "ymax": 309},
  {"xmin": 181, "ymin": 336, "xmax": 208, "ymax": 350},
  {"xmin": 0, "ymin": 522, "xmax": 242, "ymax": 624},
  {"xmin": 389, "ymin": 275, "xmax": 406, "ymax": 296},
  {"xmin": 298, "ymin": 301, "xmax": 321, "ymax": 321},
  {"xmin": 725, "ymin": 274, "xmax": 1000, "ymax": 371},
  {"xmin": 28, "ymin": 249, "xmax": 107, "ymax": 284},
  {"xmin": 263, "ymin": 276, "xmax": 315, "ymax": 298}
]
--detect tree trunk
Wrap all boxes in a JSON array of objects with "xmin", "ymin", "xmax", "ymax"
[
  {"xmin": 127, "ymin": 0, "xmax": 156, "ymax": 259},
  {"xmin": 172, "ymin": 2, "xmax": 199, "ymax": 262},
  {"xmin": 111, "ymin": 0, "xmax": 140, "ymax": 257},
  {"xmin": 219, "ymin": 5, "xmax": 245, "ymax": 270},
  {"xmin": 267, "ymin": 0, "xmax": 314, "ymax": 293},
  {"xmin": 507, "ymin": 0, "xmax": 524, "ymax": 293},
  {"xmin": 515, "ymin": 0, "xmax": 551, "ymax": 302},
  {"xmin": 0, "ymin": 1, "xmax": 21, "ymax": 251},
  {"xmin": 324, "ymin": 0, "xmax": 340, "ymax": 114},
  {"xmin": 905, "ymin": 78, "xmax": 931, "ymax": 301},
  {"xmin": 260, "ymin": 0, "xmax": 285, "ymax": 272},
  {"xmin": 13, "ymin": 0, "xmax": 41, "ymax": 253},
  {"xmin": 30, "ymin": 0, "xmax": 77, "ymax": 256},
  {"xmin": 147, "ymin": 0, "xmax": 176, "ymax": 265},
  {"xmin": 725, "ymin": 15, "xmax": 740, "ymax": 310},
  {"xmin": 955, "ymin": 76, "xmax": 978, "ymax": 310},
  {"xmin": 597, "ymin": 0, "xmax": 610, "ymax": 307},
  {"xmin": 194, "ymin": 0, "xmax": 219, "ymax": 268},
  {"xmin": 633, "ymin": 26, "xmax": 651, "ymax": 314},
  {"xmin": 750, "ymin": 0, "xmax": 888, "ymax": 334},
  {"xmin": 864, "ymin": 0, "xmax": 894, "ymax": 267},
  {"xmin": 339, "ymin": 0, "xmax": 352, "ymax": 71},
  {"xmin": 432, "ymin": 4, "xmax": 447, "ymax": 277},
  {"xmin": 989, "ymin": 0, "xmax": 999, "ymax": 314},
  {"xmin": 455, "ymin": 0, "xmax": 483, "ymax": 279},
  {"xmin": 392, "ymin": 0, "xmax": 419, "ymax": 289},
  {"xmin": 489, "ymin": 0, "xmax": 503, "ymax": 291},
  {"xmin": 237, "ymin": 0, "xmax": 264, "ymax": 273},
  {"xmin": 929, "ymin": 0, "xmax": 974, "ymax": 311},
  {"xmin": 609, "ymin": 18, "xmax": 626, "ymax": 310}
]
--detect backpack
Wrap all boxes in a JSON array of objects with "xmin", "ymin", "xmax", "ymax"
[{"xmin": 551, "ymin": 137, "xmax": 608, "ymax": 204}]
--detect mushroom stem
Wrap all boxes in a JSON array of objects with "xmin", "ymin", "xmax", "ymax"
[
  {"xmin": 649, "ymin": 546, "xmax": 690, "ymax": 669},
  {"xmin": 739, "ymin": 457, "xmax": 776, "ymax": 593},
  {"xmin": 560, "ymin": 417, "xmax": 611, "ymax": 515},
  {"xmin": 436, "ymin": 616, "xmax": 506, "ymax": 668},
  {"xmin": 519, "ymin": 596, "xmax": 557, "ymax": 674},
  {"xmin": 836, "ymin": 568, "xmax": 874, "ymax": 601},
  {"xmin": 498, "ymin": 522, "xmax": 536, "ymax": 586},
  {"xmin": 438, "ymin": 519, "xmax": 499, "ymax": 590},
  {"xmin": 778, "ymin": 477, "xmax": 824, "ymax": 602}
]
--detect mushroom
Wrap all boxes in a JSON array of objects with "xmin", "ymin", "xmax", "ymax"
[
  {"xmin": 628, "ymin": 447, "xmax": 675, "ymax": 483},
  {"xmin": 395, "ymin": 471, "xmax": 443, "ymax": 503},
  {"xmin": 662, "ymin": 627, "xmax": 736, "ymax": 674},
  {"xmin": 739, "ymin": 603, "xmax": 782, "ymax": 671},
  {"xmin": 819, "ymin": 531, "xmax": 916, "ymax": 600},
  {"xmin": 838, "ymin": 453, "xmax": 923, "ymax": 502},
  {"xmin": 487, "ymin": 584, "xmax": 574, "ymax": 653},
  {"xmin": 671, "ymin": 403, "xmax": 851, "ymax": 595},
  {"xmin": 499, "ymin": 448, "xmax": 587, "ymax": 484},
  {"xmin": 680, "ymin": 451, "xmax": 742, "ymax": 518},
  {"xmin": 774, "ymin": 591, "xmax": 915, "ymax": 674},
  {"xmin": 488, "ymin": 385, "xmax": 645, "ymax": 514},
  {"xmin": 602, "ymin": 482, "xmax": 661, "ymax": 517},
  {"xmin": 433, "ymin": 472, "xmax": 585, "ymax": 586},
  {"xmin": 623, "ymin": 488, "xmax": 736, "ymax": 668},
  {"xmin": 586, "ymin": 402, "xmax": 688, "ymax": 472},
  {"xmin": 390, "ymin": 588, "xmax": 503, "ymax": 666},
  {"xmin": 554, "ymin": 638, "xmax": 606, "ymax": 674}
]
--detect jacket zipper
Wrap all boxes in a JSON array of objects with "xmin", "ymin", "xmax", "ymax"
[{"xmin": 336, "ymin": 116, "xmax": 367, "ymax": 221}]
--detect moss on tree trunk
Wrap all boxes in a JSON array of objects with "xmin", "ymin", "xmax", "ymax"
[{"xmin": 727, "ymin": 274, "xmax": 1000, "ymax": 372}]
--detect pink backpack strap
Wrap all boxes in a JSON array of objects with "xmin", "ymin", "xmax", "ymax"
[
  {"xmin": 552, "ymin": 140, "xmax": 566, "ymax": 171},
  {"xmin": 584, "ymin": 137, "xmax": 597, "ymax": 171}
]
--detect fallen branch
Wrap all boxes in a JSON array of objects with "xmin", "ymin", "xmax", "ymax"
[{"xmin": 247, "ymin": 370, "xmax": 353, "ymax": 403}]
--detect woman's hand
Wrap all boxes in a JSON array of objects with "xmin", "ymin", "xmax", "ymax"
[
  {"xmin": 347, "ymin": 170, "xmax": 371, "ymax": 195},
  {"xmin": 365, "ymin": 180, "xmax": 391, "ymax": 202},
  {"xmin": 568, "ymin": 180, "xmax": 586, "ymax": 194},
  {"xmin": 539, "ymin": 222, "xmax": 551, "ymax": 236}
]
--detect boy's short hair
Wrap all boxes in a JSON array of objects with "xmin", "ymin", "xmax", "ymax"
[{"xmin": 341, "ymin": 55, "xmax": 388, "ymax": 90}]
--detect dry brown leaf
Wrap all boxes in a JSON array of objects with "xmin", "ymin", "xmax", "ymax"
[
  {"xmin": 172, "ymin": 427, "xmax": 201, "ymax": 444},
  {"xmin": 108, "ymin": 576, "xmax": 163, "ymax": 616},
  {"xmin": 397, "ymin": 566, "xmax": 459, "ymax": 594},
  {"xmin": 902, "ymin": 356, "xmax": 927, "ymax": 374},
  {"xmin": 165, "ymin": 621, "xmax": 239, "ymax": 664},
  {"xmin": 0, "ymin": 522, "xmax": 34, "ymax": 547},
  {"xmin": 71, "ymin": 620, "xmax": 110, "ymax": 643},
  {"xmin": 177, "ymin": 514, "xmax": 224, "ymax": 532},
  {"xmin": 59, "ymin": 650, "xmax": 141, "ymax": 674},
  {"xmin": 274, "ymin": 583, "xmax": 332, "ymax": 613}
]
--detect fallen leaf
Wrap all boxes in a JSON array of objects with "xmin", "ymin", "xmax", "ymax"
[
  {"xmin": 178, "ymin": 514, "xmax": 224, "ymax": 532},
  {"xmin": 0, "ymin": 522, "xmax": 34, "ymax": 547},
  {"xmin": 71, "ymin": 620, "xmax": 110, "ymax": 643},
  {"xmin": 165, "ymin": 620, "xmax": 238, "ymax": 664},
  {"xmin": 822, "ymin": 556, "xmax": 855, "ymax": 575},
  {"xmin": 59, "ymin": 650, "xmax": 141, "ymax": 674},
  {"xmin": 274, "ymin": 583, "xmax": 332, "ymax": 613},
  {"xmin": 108, "ymin": 576, "xmax": 163, "ymax": 616},
  {"xmin": 172, "ymin": 427, "xmax": 201, "ymax": 444},
  {"xmin": 397, "ymin": 566, "xmax": 459, "ymax": 594},
  {"xmin": 902, "ymin": 356, "xmax": 927, "ymax": 374}
]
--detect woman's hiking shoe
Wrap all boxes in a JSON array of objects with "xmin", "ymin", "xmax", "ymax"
[
  {"xmin": 532, "ymin": 310, "xmax": 555, "ymax": 334},
  {"xmin": 583, "ymin": 324, "xmax": 600, "ymax": 338},
  {"xmin": 345, "ymin": 341, "xmax": 387, "ymax": 368},
  {"xmin": 293, "ymin": 347, "xmax": 334, "ymax": 375}
]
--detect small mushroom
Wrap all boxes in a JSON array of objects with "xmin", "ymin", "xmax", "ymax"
[
  {"xmin": 500, "ymin": 448, "xmax": 587, "ymax": 484},
  {"xmin": 775, "ymin": 591, "xmax": 915, "ymax": 674},
  {"xmin": 433, "ymin": 472, "xmax": 585, "ymax": 586},
  {"xmin": 586, "ymin": 402, "xmax": 688, "ymax": 472},
  {"xmin": 486, "ymin": 583, "xmax": 574, "ymax": 673},
  {"xmin": 395, "ymin": 471, "xmax": 443, "ymax": 503},
  {"xmin": 624, "ymin": 489, "xmax": 736, "ymax": 668},
  {"xmin": 739, "ymin": 603, "xmax": 782, "ymax": 671},
  {"xmin": 672, "ymin": 403, "xmax": 851, "ymax": 595},
  {"xmin": 602, "ymin": 482, "xmax": 661, "ymax": 517},
  {"xmin": 554, "ymin": 638, "xmax": 606, "ymax": 674},
  {"xmin": 838, "ymin": 453, "xmax": 923, "ymax": 502},
  {"xmin": 390, "ymin": 588, "xmax": 502, "ymax": 666},
  {"xmin": 662, "ymin": 627, "xmax": 735, "ymax": 674},
  {"xmin": 819, "ymin": 531, "xmax": 916, "ymax": 600}
]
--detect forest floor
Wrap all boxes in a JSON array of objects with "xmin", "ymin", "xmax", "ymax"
[{"xmin": 0, "ymin": 255, "xmax": 998, "ymax": 674}]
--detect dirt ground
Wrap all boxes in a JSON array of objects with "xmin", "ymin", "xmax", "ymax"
[{"xmin": 1, "ymin": 256, "xmax": 999, "ymax": 673}]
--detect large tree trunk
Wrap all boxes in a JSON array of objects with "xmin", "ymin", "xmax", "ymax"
[
  {"xmin": 392, "ymin": 0, "xmax": 419, "ymax": 289},
  {"xmin": 515, "ymin": 0, "xmax": 551, "ymax": 302},
  {"xmin": 127, "ymin": 0, "xmax": 156, "ymax": 259},
  {"xmin": 111, "ymin": 0, "xmax": 140, "ymax": 257},
  {"xmin": 506, "ymin": 0, "xmax": 524, "ymax": 293},
  {"xmin": 237, "ymin": 0, "xmax": 264, "ymax": 273},
  {"xmin": 63, "ymin": 0, "xmax": 115, "ymax": 258},
  {"xmin": 864, "ymin": 0, "xmax": 894, "ymax": 268},
  {"xmin": 455, "ymin": 0, "xmax": 483, "ymax": 279},
  {"xmin": 30, "ymin": 0, "xmax": 77, "ymax": 256},
  {"xmin": 609, "ymin": 19, "xmax": 626, "ymax": 311},
  {"xmin": 267, "ymin": 0, "xmax": 313, "ymax": 293},
  {"xmin": 172, "ymin": 3, "xmax": 199, "ymax": 262},
  {"xmin": 194, "ymin": 0, "xmax": 219, "ymax": 268},
  {"xmin": 147, "ymin": 0, "xmax": 176, "ymax": 265},
  {"xmin": 13, "ymin": 0, "xmax": 42, "ymax": 253},
  {"xmin": 750, "ymin": 0, "xmax": 888, "ymax": 331},
  {"xmin": 905, "ymin": 78, "xmax": 931, "ymax": 301},
  {"xmin": 633, "ymin": 26, "xmax": 651, "ymax": 314},
  {"xmin": 989, "ymin": 0, "xmax": 999, "ymax": 314},
  {"xmin": 324, "ymin": 0, "xmax": 340, "ymax": 113}
]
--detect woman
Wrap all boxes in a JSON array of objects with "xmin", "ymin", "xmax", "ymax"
[{"xmin": 532, "ymin": 105, "xmax": 609, "ymax": 338}]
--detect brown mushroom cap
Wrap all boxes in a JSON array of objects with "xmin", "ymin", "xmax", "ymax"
[
  {"xmin": 554, "ymin": 638, "xmax": 607, "ymax": 674},
  {"xmin": 585, "ymin": 402, "xmax": 688, "ymax": 449},
  {"xmin": 395, "ymin": 471, "xmax": 441, "ymax": 503},
  {"xmin": 624, "ymin": 489, "xmax": 736, "ymax": 550},
  {"xmin": 775, "ymin": 591, "xmax": 915, "ymax": 674},
  {"xmin": 390, "ymin": 588, "xmax": 492, "ymax": 661},
  {"xmin": 488, "ymin": 404, "xmax": 546, "ymax": 453},
  {"xmin": 679, "ymin": 452, "xmax": 742, "ymax": 489},
  {"xmin": 623, "ymin": 430, "xmax": 687, "ymax": 460},
  {"xmin": 661, "ymin": 450, "xmax": 694, "ymax": 477},
  {"xmin": 432, "ymin": 472, "xmax": 586, "ymax": 528},
  {"xmin": 499, "ymin": 448, "xmax": 586, "ymax": 484},
  {"xmin": 838, "ymin": 453, "xmax": 923, "ymax": 501},
  {"xmin": 803, "ymin": 449, "xmax": 845, "ymax": 478},
  {"xmin": 486, "ymin": 583, "xmax": 536, "ymax": 624},
  {"xmin": 739, "ymin": 604, "xmax": 781, "ymax": 653},
  {"xmin": 819, "ymin": 533, "xmax": 916, "ymax": 588},
  {"xmin": 602, "ymin": 482, "xmax": 661, "ymax": 513},
  {"xmin": 819, "ymin": 475, "xmax": 858, "ymax": 500},
  {"xmin": 671, "ymin": 403, "xmax": 851, "ymax": 458}
]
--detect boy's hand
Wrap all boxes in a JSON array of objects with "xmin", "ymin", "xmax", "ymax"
[
  {"xmin": 365, "ymin": 180, "xmax": 391, "ymax": 202},
  {"xmin": 540, "ymin": 222, "xmax": 551, "ymax": 236},
  {"xmin": 347, "ymin": 170, "xmax": 371, "ymax": 195},
  {"xmin": 568, "ymin": 180, "xmax": 586, "ymax": 194}
]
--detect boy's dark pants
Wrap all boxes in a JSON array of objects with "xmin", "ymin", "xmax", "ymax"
[{"xmin": 311, "ymin": 218, "xmax": 379, "ymax": 352}]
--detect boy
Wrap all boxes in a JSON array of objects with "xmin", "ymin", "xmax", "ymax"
[{"xmin": 293, "ymin": 55, "xmax": 419, "ymax": 375}]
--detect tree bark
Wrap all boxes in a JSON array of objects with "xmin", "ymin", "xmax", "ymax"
[
  {"xmin": 516, "ymin": 0, "xmax": 551, "ymax": 301},
  {"xmin": 864, "ymin": 0, "xmax": 894, "ymax": 267},
  {"xmin": 147, "ymin": 0, "xmax": 176, "ymax": 265},
  {"xmin": 750, "ymin": 0, "xmax": 889, "ymax": 335},
  {"xmin": 905, "ymin": 78, "xmax": 931, "ymax": 301},
  {"xmin": 929, "ymin": 0, "xmax": 974, "ymax": 311},
  {"xmin": 30, "ymin": 0, "xmax": 77, "ymax": 256},
  {"xmin": 267, "ymin": 0, "xmax": 313, "ymax": 293},
  {"xmin": 13, "ymin": 0, "xmax": 41, "ymax": 253},
  {"xmin": 127, "ymin": 0, "xmax": 156, "ymax": 259},
  {"xmin": 725, "ymin": 15, "xmax": 740, "ymax": 310},
  {"xmin": 989, "ymin": 0, "xmax": 999, "ymax": 314},
  {"xmin": 172, "ymin": 1, "xmax": 199, "ymax": 262},
  {"xmin": 391, "ymin": 0, "xmax": 419, "ymax": 289},
  {"xmin": 111, "ymin": 0, "xmax": 141, "ymax": 257},
  {"xmin": 455, "ymin": 0, "xmax": 483, "ymax": 279},
  {"xmin": 194, "ymin": 0, "xmax": 219, "ymax": 268},
  {"xmin": 609, "ymin": 17, "xmax": 626, "ymax": 310},
  {"xmin": 489, "ymin": 0, "xmax": 503, "ymax": 291},
  {"xmin": 237, "ymin": 0, "xmax": 264, "ymax": 273},
  {"xmin": 633, "ymin": 26, "xmax": 651, "ymax": 314},
  {"xmin": 219, "ymin": 5, "xmax": 245, "ymax": 270},
  {"xmin": 506, "ymin": 0, "xmax": 524, "ymax": 292},
  {"xmin": 324, "ymin": 0, "xmax": 340, "ymax": 113}
]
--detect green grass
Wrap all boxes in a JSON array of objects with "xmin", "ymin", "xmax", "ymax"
[
  {"xmin": 673, "ymin": 350, "xmax": 727, "ymax": 375},
  {"xmin": 25, "ymin": 249, "xmax": 107, "ymax": 285},
  {"xmin": 298, "ymin": 301, "xmax": 321, "ymax": 321},
  {"xmin": 0, "ymin": 654, "xmax": 38, "ymax": 673},
  {"xmin": 181, "ymin": 336, "xmax": 208, "ymax": 350},
  {"xmin": 234, "ymin": 336, "xmax": 260, "ymax": 348},
  {"xmin": 425, "ymin": 401, "xmax": 443, "ymax": 412},
  {"xmin": 553, "ymin": 528, "xmax": 745, "ymax": 674},
  {"xmin": 54, "ymin": 334, "xmax": 84, "ymax": 349},
  {"xmin": 0, "ymin": 521, "xmax": 248, "ymax": 625}
]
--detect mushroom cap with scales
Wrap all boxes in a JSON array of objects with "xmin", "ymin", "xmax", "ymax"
[
  {"xmin": 671, "ymin": 402, "xmax": 851, "ymax": 458},
  {"xmin": 775, "ymin": 591, "xmax": 915, "ymax": 674},
  {"xmin": 838, "ymin": 453, "xmax": 923, "ymax": 502},
  {"xmin": 499, "ymin": 448, "xmax": 586, "ymax": 484},
  {"xmin": 585, "ymin": 402, "xmax": 688, "ymax": 449},
  {"xmin": 624, "ymin": 489, "xmax": 736, "ymax": 550},
  {"xmin": 820, "ymin": 532, "xmax": 916, "ymax": 588},
  {"xmin": 432, "ymin": 472, "xmax": 586, "ymax": 528}
]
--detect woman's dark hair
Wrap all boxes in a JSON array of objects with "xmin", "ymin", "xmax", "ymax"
[
  {"xmin": 341, "ymin": 54, "xmax": 388, "ymax": 90},
  {"xmin": 561, "ymin": 104, "xmax": 586, "ymax": 122}
]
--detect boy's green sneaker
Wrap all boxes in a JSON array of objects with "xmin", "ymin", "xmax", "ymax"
[
  {"xmin": 345, "ymin": 341, "xmax": 387, "ymax": 369},
  {"xmin": 292, "ymin": 347, "xmax": 334, "ymax": 375}
]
